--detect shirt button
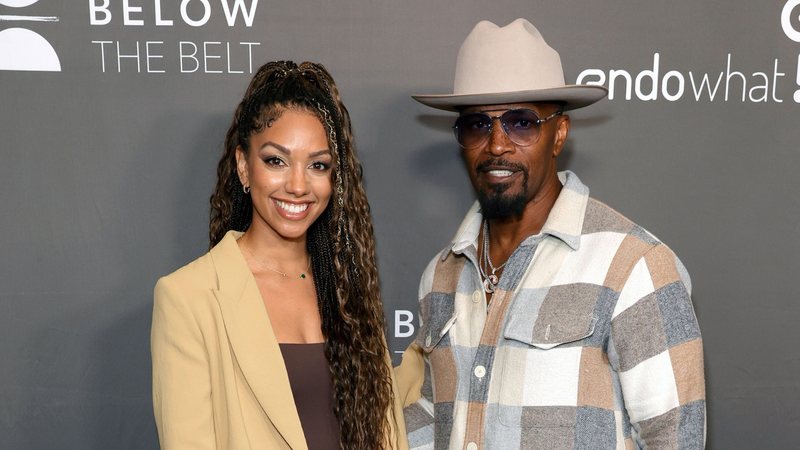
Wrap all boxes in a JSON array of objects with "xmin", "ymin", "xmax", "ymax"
[
  {"xmin": 466, "ymin": 442, "xmax": 478, "ymax": 450},
  {"xmin": 472, "ymin": 291, "xmax": 482, "ymax": 303},
  {"xmin": 473, "ymin": 365, "xmax": 486, "ymax": 378},
  {"xmin": 425, "ymin": 335, "xmax": 432, "ymax": 347}
]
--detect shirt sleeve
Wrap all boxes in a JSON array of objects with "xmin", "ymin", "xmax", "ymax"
[
  {"xmin": 151, "ymin": 277, "xmax": 217, "ymax": 450},
  {"xmin": 609, "ymin": 244, "xmax": 706, "ymax": 448}
]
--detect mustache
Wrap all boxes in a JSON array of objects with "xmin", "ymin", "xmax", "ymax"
[{"xmin": 476, "ymin": 158, "xmax": 526, "ymax": 172}]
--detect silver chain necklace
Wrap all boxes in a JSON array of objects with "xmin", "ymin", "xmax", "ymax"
[{"xmin": 479, "ymin": 220, "xmax": 508, "ymax": 293}]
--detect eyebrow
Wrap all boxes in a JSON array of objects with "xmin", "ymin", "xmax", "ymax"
[{"xmin": 260, "ymin": 141, "xmax": 331, "ymax": 158}]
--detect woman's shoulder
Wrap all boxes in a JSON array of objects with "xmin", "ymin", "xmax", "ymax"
[
  {"xmin": 157, "ymin": 250, "xmax": 216, "ymax": 291},
  {"xmin": 151, "ymin": 250, "xmax": 220, "ymax": 341},
  {"xmin": 154, "ymin": 231, "xmax": 243, "ymax": 299},
  {"xmin": 153, "ymin": 250, "xmax": 217, "ymax": 307}
]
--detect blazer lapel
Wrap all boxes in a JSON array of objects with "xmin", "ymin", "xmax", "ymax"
[{"xmin": 210, "ymin": 231, "xmax": 307, "ymax": 450}]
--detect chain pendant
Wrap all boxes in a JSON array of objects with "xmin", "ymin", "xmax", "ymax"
[
  {"xmin": 483, "ymin": 274, "xmax": 498, "ymax": 293},
  {"xmin": 480, "ymin": 220, "xmax": 506, "ymax": 294}
]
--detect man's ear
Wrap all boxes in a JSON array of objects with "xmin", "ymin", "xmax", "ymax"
[{"xmin": 552, "ymin": 114, "xmax": 570, "ymax": 158}]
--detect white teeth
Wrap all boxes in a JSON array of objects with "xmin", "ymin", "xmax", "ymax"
[
  {"xmin": 276, "ymin": 200, "xmax": 308, "ymax": 214},
  {"xmin": 488, "ymin": 170, "xmax": 513, "ymax": 177}
]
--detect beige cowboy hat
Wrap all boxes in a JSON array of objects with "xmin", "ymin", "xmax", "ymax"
[{"xmin": 413, "ymin": 18, "xmax": 608, "ymax": 111}]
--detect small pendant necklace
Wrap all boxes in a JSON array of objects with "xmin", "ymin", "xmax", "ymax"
[
  {"xmin": 258, "ymin": 262, "xmax": 311, "ymax": 279},
  {"xmin": 479, "ymin": 220, "xmax": 507, "ymax": 294},
  {"xmin": 243, "ymin": 245, "xmax": 311, "ymax": 280}
]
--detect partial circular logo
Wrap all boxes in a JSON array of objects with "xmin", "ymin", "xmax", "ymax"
[
  {"xmin": 0, "ymin": 0, "xmax": 41, "ymax": 7},
  {"xmin": 0, "ymin": 28, "xmax": 61, "ymax": 71},
  {"xmin": 0, "ymin": 0, "xmax": 60, "ymax": 71},
  {"xmin": 782, "ymin": 0, "xmax": 800, "ymax": 42}
]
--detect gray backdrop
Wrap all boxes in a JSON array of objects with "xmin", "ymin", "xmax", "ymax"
[{"xmin": 2, "ymin": 0, "xmax": 798, "ymax": 448}]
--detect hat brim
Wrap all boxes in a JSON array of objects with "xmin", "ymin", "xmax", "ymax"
[{"xmin": 412, "ymin": 85, "xmax": 608, "ymax": 112}]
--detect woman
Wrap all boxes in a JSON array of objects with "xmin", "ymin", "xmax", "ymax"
[{"xmin": 151, "ymin": 61, "xmax": 408, "ymax": 449}]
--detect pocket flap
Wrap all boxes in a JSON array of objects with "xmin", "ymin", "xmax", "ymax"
[
  {"xmin": 506, "ymin": 315, "xmax": 596, "ymax": 349},
  {"xmin": 530, "ymin": 317, "xmax": 596, "ymax": 349},
  {"xmin": 416, "ymin": 311, "xmax": 458, "ymax": 352},
  {"xmin": 414, "ymin": 292, "xmax": 458, "ymax": 352}
]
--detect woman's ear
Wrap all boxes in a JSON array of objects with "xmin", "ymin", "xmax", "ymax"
[{"xmin": 235, "ymin": 146, "xmax": 249, "ymax": 188}]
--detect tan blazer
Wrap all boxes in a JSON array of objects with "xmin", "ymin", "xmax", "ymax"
[{"xmin": 151, "ymin": 230, "xmax": 408, "ymax": 449}]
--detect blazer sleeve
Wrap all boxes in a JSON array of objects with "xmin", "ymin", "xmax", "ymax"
[
  {"xmin": 385, "ymin": 351, "xmax": 411, "ymax": 450},
  {"xmin": 151, "ymin": 276, "xmax": 217, "ymax": 450},
  {"xmin": 393, "ymin": 257, "xmax": 439, "ymax": 449}
]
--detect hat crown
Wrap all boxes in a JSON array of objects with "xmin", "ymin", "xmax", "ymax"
[
  {"xmin": 411, "ymin": 18, "xmax": 607, "ymax": 111},
  {"xmin": 453, "ymin": 18, "xmax": 566, "ymax": 96}
]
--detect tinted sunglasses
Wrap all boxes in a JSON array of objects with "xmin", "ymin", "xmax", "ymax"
[{"xmin": 453, "ymin": 108, "xmax": 563, "ymax": 149}]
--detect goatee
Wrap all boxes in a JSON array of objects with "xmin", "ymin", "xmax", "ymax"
[{"xmin": 476, "ymin": 168, "xmax": 529, "ymax": 219}]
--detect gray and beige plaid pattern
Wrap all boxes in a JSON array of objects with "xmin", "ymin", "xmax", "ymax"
[{"xmin": 400, "ymin": 171, "xmax": 705, "ymax": 449}]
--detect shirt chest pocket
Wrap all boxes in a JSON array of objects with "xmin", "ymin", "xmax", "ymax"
[{"xmin": 496, "ymin": 287, "xmax": 599, "ymax": 428}]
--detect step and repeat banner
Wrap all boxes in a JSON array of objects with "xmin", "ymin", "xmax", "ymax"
[{"xmin": 2, "ymin": 0, "xmax": 799, "ymax": 448}]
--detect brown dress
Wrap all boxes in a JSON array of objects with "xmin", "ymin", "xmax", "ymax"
[{"xmin": 279, "ymin": 343, "xmax": 340, "ymax": 450}]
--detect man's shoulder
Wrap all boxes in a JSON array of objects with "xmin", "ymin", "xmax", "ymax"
[
  {"xmin": 583, "ymin": 196, "xmax": 663, "ymax": 246},
  {"xmin": 425, "ymin": 245, "xmax": 452, "ymax": 266},
  {"xmin": 581, "ymin": 196, "xmax": 690, "ymax": 285},
  {"xmin": 416, "ymin": 245, "xmax": 462, "ymax": 298}
]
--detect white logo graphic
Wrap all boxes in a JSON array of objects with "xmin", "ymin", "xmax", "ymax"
[
  {"xmin": 0, "ymin": 1, "xmax": 41, "ymax": 6},
  {"xmin": 781, "ymin": 0, "xmax": 800, "ymax": 102},
  {"xmin": 0, "ymin": 0, "xmax": 61, "ymax": 71},
  {"xmin": 782, "ymin": 0, "xmax": 800, "ymax": 42}
]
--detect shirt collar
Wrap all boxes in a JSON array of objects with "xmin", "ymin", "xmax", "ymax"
[{"xmin": 448, "ymin": 170, "xmax": 589, "ymax": 258}]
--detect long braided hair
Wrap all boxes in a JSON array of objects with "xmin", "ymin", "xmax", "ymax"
[{"xmin": 209, "ymin": 61, "xmax": 394, "ymax": 449}]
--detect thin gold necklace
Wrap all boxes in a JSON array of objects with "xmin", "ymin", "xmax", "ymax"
[{"xmin": 243, "ymin": 245, "xmax": 311, "ymax": 279}]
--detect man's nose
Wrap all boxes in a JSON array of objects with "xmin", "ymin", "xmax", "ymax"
[{"xmin": 487, "ymin": 118, "xmax": 513, "ymax": 156}]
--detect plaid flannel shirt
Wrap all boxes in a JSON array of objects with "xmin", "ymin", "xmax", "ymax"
[{"xmin": 395, "ymin": 171, "xmax": 705, "ymax": 450}]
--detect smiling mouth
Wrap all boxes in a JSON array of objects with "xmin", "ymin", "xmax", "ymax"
[
  {"xmin": 477, "ymin": 158, "xmax": 524, "ymax": 182},
  {"xmin": 480, "ymin": 167, "xmax": 520, "ymax": 183},
  {"xmin": 275, "ymin": 200, "xmax": 309, "ymax": 214},
  {"xmin": 486, "ymin": 169, "xmax": 515, "ymax": 178}
]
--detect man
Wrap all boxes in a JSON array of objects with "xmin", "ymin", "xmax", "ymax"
[{"xmin": 396, "ymin": 18, "xmax": 705, "ymax": 449}]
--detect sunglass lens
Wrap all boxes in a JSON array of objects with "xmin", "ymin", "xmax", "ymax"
[
  {"xmin": 455, "ymin": 113, "xmax": 492, "ymax": 148},
  {"xmin": 501, "ymin": 109, "xmax": 539, "ymax": 145}
]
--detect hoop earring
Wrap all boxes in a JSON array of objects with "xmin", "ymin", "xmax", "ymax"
[{"xmin": 243, "ymin": 185, "xmax": 250, "ymax": 194}]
